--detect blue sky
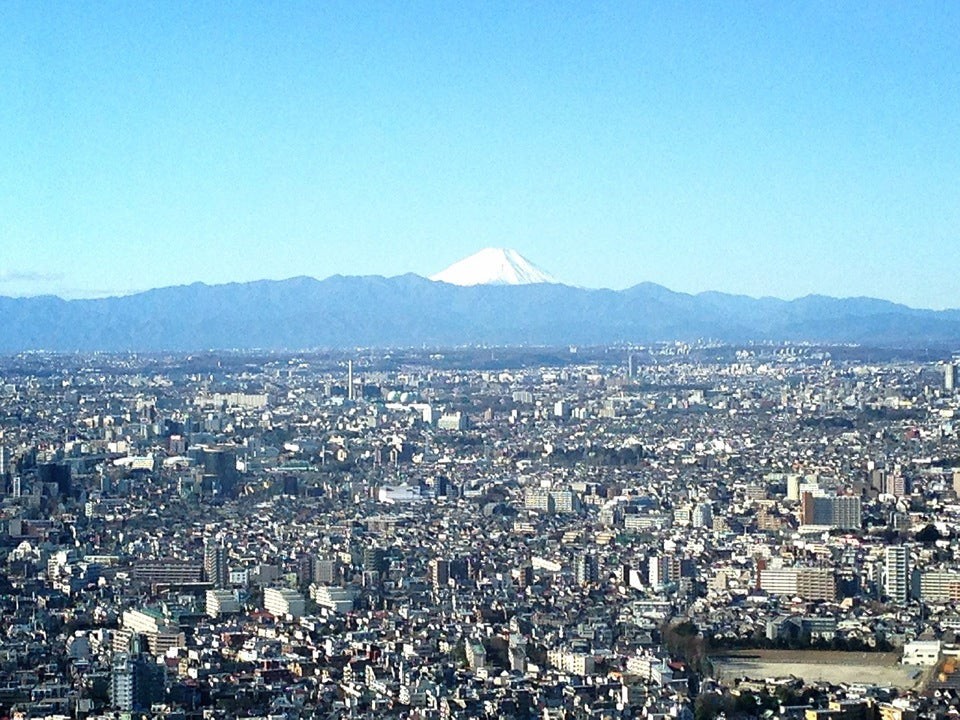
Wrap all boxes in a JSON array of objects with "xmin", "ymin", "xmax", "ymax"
[{"xmin": 1, "ymin": 2, "xmax": 958, "ymax": 307}]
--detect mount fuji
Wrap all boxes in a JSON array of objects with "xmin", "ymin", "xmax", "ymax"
[{"xmin": 430, "ymin": 248, "xmax": 559, "ymax": 286}]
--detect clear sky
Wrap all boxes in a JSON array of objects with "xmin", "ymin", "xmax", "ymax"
[{"xmin": 1, "ymin": 2, "xmax": 958, "ymax": 307}]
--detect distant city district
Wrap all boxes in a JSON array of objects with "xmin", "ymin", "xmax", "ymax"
[{"xmin": 1, "ymin": 344, "xmax": 960, "ymax": 720}]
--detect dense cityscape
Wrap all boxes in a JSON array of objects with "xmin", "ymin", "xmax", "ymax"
[
  {"xmin": 6, "ymin": 2, "xmax": 957, "ymax": 720},
  {"xmin": 1, "ymin": 343, "xmax": 960, "ymax": 719}
]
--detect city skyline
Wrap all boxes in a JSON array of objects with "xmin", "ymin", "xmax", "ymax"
[{"xmin": 2, "ymin": 3, "xmax": 958, "ymax": 307}]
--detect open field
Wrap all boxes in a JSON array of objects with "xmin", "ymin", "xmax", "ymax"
[{"xmin": 711, "ymin": 650, "xmax": 928, "ymax": 690}]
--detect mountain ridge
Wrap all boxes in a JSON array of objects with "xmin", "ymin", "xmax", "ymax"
[{"xmin": 0, "ymin": 273, "xmax": 958, "ymax": 352}]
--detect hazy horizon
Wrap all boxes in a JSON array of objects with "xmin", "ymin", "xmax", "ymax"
[{"xmin": 1, "ymin": 253, "xmax": 956, "ymax": 313}]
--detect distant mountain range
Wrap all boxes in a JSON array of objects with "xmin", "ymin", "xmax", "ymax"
[{"xmin": 1, "ymin": 260, "xmax": 960, "ymax": 352}]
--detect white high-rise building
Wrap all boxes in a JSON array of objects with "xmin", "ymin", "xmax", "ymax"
[
  {"xmin": 885, "ymin": 546, "xmax": 909, "ymax": 603},
  {"xmin": 110, "ymin": 652, "xmax": 134, "ymax": 711}
]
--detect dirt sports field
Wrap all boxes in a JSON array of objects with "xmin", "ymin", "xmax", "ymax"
[{"xmin": 711, "ymin": 650, "xmax": 929, "ymax": 690}]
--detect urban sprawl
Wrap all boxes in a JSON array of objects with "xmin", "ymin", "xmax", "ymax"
[{"xmin": 3, "ymin": 344, "xmax": 960, "ymax": 720}]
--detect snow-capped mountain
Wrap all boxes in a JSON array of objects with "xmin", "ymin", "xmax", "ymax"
[{"xmin": 430, "ymin": 248, "xmax": 559, "ymax": 286}]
